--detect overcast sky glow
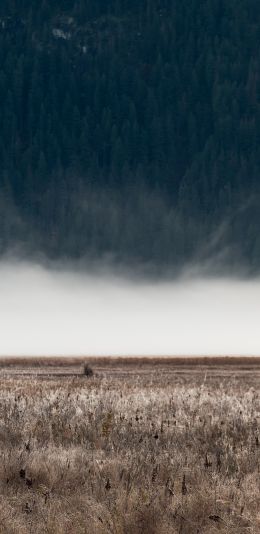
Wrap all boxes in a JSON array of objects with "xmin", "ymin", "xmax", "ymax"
[{"xmin": 0, "ymin": 261, "xmax": 259, "ymax": 356}]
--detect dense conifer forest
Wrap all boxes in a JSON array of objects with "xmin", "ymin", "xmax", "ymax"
[{"xmin": 0, "ymin": 0, "xmax": 259, "ymax": 273}]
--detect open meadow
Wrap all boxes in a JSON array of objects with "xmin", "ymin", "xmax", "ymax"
[{"xmin": 0, "ymin": 357, "xmax": 259, "ymax": 534}]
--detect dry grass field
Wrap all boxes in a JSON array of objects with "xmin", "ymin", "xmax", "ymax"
[{"xmin": 0, "ymin": 357, "xmax": 259, "ymax": 533}]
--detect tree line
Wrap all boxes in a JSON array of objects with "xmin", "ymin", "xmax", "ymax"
[{"xmin": 0, "ymin": 0, "xmax": 259, "ymax": 272}]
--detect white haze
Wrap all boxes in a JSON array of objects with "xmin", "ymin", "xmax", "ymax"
[{"xmin": 0, "ymin": 261, "xmax": 259, "ymax": 356}]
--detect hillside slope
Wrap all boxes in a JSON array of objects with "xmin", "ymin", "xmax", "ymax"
[{"xmin": 0, "ymin": 0, "xmax": 259, "ymax": 271}]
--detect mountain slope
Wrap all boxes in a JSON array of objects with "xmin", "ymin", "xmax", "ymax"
[{"xmin": 0, "ymin": 0, "xmax": 259, "ymax": 271}]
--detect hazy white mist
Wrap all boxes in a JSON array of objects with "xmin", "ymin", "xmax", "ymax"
[{"xmin": 0, "ymin": 261, "xmax": 259, "ymax": 356}]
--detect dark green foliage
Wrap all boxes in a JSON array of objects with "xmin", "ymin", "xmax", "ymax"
[{"xmin": 0, "ymin": 0, "xmax": 259, "ymax": 271}]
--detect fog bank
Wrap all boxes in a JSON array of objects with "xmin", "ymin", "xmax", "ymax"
[{"xmin": 0, "ymin": 262, "xmax": 259, "ymax": 356}]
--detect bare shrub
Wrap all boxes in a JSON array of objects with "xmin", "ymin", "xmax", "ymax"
[{"xmin": 82, "ymin": 363, "xmax": 94, "ymax": 377}]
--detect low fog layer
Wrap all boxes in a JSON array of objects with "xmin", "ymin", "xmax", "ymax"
[{"xmin": 0, "ymin": 262, "xmax": 259, "ymax": 356}]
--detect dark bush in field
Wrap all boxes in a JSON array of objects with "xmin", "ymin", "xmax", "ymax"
[{"xmin": 82, "ymin": 363, "xmax": 94, "ymax": 377}]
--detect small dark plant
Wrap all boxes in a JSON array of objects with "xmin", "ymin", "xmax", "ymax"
[{"xmin": 83, "ymin": 363, "xmax": 94, "ymax": 377}]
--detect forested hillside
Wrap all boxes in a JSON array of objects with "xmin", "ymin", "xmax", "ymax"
[{"xmin": 0, "ymin": 0, "xmax": 259, "ymax": 272}]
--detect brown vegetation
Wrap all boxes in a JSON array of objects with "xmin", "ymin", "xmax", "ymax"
[
  {"xmin": 0, "ymin": 361, "xmax": 259, "ymax": 533},
  {"xmin": 1, "ymin": 355, "xmax": 260, "ymax": 368}
]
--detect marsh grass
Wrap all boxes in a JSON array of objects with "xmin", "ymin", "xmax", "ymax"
[{"xmin": 0, "ymin": 369, "xmax": 259, "ymax": 533}]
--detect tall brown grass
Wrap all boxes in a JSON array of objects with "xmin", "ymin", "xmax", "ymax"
[{"xmin": 0, "ymin": 366, "xmax": 259, "ymax": 533}]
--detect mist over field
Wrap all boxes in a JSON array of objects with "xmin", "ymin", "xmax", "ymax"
[{"xmin": 0, "ymin": 261, "xmax": 259, "ymax": 357}]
